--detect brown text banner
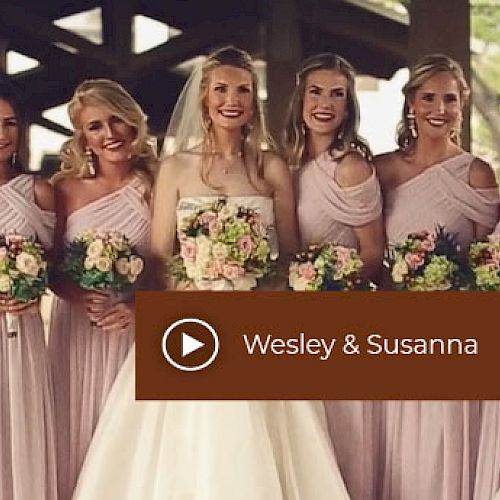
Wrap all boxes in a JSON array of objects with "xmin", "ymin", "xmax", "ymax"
[{"xmin": 135, "ymin": 291, "xmax": 498, "ymax": 399}]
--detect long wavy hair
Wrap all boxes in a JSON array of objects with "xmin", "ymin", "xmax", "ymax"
[
  {"xmin": 397, "ymin": 54, "xmax": 470, "ymax": 153},
  {"xmin": 0, "ymin": 80, "xmax": 28, "ymax": 172},
  {"xmin": 198, "ymin": 46, "xmax": 274, "ymax": 188},
  {"xmin": 284, "ymin": 53, "xmax": 371, "ymax": 168},
  {"xmin": 54, "ymin": 79, "xmax": 157, "ymax": 195}
]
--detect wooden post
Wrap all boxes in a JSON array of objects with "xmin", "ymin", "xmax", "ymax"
[
  {"xmin": 408, "ymin": 0, "xmax": 471, "ymax": 148},
  {"xmin": 265, "ymin": 0, "xmax": 302, "ymax": 147},
  {"xmin": 0, "ymin": 39, "xmax": 8, "ymax": 75}
]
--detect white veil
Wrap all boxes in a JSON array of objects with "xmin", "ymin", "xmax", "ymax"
[{"xmin": 161, "ymin": 59, "xmax": 206, "ymax": 158}]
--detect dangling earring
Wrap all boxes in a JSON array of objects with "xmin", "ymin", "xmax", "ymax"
[
  {"xmin": 407, "ymin": 109, "xmax": 418, "ymax": 139},
  {"xmin": 10, "ymin": 152, "xmax": 17, "ymax": 168},
  {"xmin": 300, "ymin": 122, "xmax": 306, "ymax": 135},
  {"xmin": 85, "ymin": 147, "xmax": 96, "ymax": 176},
  {"xmin": 337, "ymin": 127, "xmax": 344, "ymax": 142}
]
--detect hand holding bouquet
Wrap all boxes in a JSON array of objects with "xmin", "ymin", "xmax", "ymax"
[
  {"xmin": 468, "ymin": 234, "xmax": 500, "ymax": 290},
  {"xmin": 0, "ymin": 234, "xmax": 49, "ymax": 338},
  {"xmin": 171, "ymin": 199, "xmax": 274, "ymax": 290},
  {"xmin": 289, "ymin": 243, "xmax": 372, "ymax": 291},
  {"xmin": 387, "ymin": 227, "xmax": 462, "ymax": 291}
]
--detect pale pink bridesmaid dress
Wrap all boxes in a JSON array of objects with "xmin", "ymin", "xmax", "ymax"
[
  {"xmin": 0, "ymin": 175, "xmax": 57, "ymax": 500},
  {"xmin": 49, "ymin": 176, "xmax": 150, "ymax": 500},
  {"xmin": 295, "ymin": 150, "xmax": 383, "ymax": 500},
  {"xmin": 382, "ymin": 152, "xmax": 499, "ymax": 500},
  {"xmin": 474, "ymin": 216, "xmax": 500, "ymax": 500}
]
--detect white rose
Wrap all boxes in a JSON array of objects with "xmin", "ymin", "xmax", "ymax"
[
  {"xmin": 391, "ymin": 259, "xmax": 409, "ymax": 283},
  {"xmin": 110, "ymin": 233, "xmax": 126, "ymax": 251},
  {"xmin": 218, "ymin": 203, "xmax": 238, "ymax": 221},
  {"xmin": 129, "ymin": 256, "xmax": 144, "ymax": 276},
  {"xmin": 87, "ymin": 240, "xmax": 104, "ymax": 258},
  {"xmin": 115, "ymin": 258, "xmax": 130, "ymax": 276},
  {"xmin": 0, "ymin": 274, "xmax": 11, "ymax": 293},
  {"xmin": 16, "ymin": 252, "xmax": 40, "ymax": 277},
  {"xmin": 128, "ymin": 274, "xmax": 138, "ymax": 283},
  {"xmin": 96, "ymin": 256, "xmax": 112, "ymax": 273},
  {"xmin": 211, "ymin": 242, "xmax": 228, "ymax": 260},
  {"xmin": 290, "ymin": 276, "xmax": 309, "ymax": 291},
  {"xmin": 196, "ymin": 235, "xmax": 211, "ymax": 261},
  {"xmin": 84, "ymin": 256, "xmax": 97, "ymax": 270}
]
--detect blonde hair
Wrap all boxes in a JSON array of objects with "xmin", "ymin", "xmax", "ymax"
[
  {"xmin": 54, "ymin": 79, "xmax": 157, "ymax": 194},
  {"xmin": 284, "ymin": 53, "xmax": 371, "ymax": 168},
  {"xmin": 198, "ymin": 46, "xmax": 275, "ymax": 187},
  {"xmin": 397, "ymin": 54, "xmax": 470, "ymax": 152}
]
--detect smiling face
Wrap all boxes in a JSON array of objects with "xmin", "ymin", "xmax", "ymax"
[
  {"xmin": 410, "ymin": 71, "xmax": 462, "ymax": 141},
  {"xmin": 302, "ymin": 69, "xmax": 348, "ymax": 139},
  {"xmin": 204, "ymin": 65, "xmax": 254, "ymax": 131},
  {"xmin": 78, "ymin": 103, "xmax": 136, "ymax": 166},
  {"xmin": 0, "ymin": 99, "xmax": 19, "ymax": 167}
]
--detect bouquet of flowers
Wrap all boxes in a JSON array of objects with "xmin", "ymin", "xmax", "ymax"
[
  {"xmin": 62, "ymin": 230, "xmax": 144, "ymax": 292},
  {"xmin": 468, "ymin": 234, "xmax": 500, "ymax": 290},
  {"xmin": 0, "ymin": 234, "xmax": 49, "ymax": 338},
  {"xmin": 387, "ymin": 227, "xmax": 462, "ymax": 291},
  {"xmin": 171, "ymin": 199, "xmax": 274, "ymax": 290},
  {"xmin": 288, "ymin": 243, "xmax": 372, "ymax": 291}
]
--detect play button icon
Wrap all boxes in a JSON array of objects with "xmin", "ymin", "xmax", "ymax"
[
  {"xmin": 182, "ymin": 332, "xmax": 204, "ymax": 357},
  {"xmin": 162, "ymin": 318, "xmax": 219, "ymax": 372}
]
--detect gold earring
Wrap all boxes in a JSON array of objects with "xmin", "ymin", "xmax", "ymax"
[
  {"xmin": 85, "ymin": 147, "xmax": 96, "ymax": 176},
  {"xmin": 407, "ymin": 109, "xmax": 418, "ymax": 139}
]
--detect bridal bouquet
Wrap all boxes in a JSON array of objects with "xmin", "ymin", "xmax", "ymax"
[
  {"xmin": 388, "ymin": 227, "xmax": 462, "ymax": 291},
  {"xmin": 468, "ymin": 234, "xmax": 500, "ymax": 290},
  {"xmin": 171, "ymin": 199, "xmax": 274, "ymax": 290},
  {"xmin": 62, "ymin": 230, "xmax": 144, "ymax": 292},
  {"xmin": 289, "ymin": 243, "xmax": 371, "ymax": 291},
  {"xmin": 0, "ymin": 234, "xmax": 49, "ymax": 337}
]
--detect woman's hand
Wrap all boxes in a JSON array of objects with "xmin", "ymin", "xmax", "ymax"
[
  {"xmin": 80, "ymin": 290, "xmax": 112, "ymax": 322},
  {"xmin": 0, "ymin": 295, "xmax": 39, "ymax": 315},
  {"xmin": 95, "ymin": 300, "xmax": 134, "ymax": 334}
]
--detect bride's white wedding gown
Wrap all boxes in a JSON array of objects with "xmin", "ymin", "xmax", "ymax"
[{"xmin": 72, "ymin": 196, "xmax": 350, "ymax": 500}]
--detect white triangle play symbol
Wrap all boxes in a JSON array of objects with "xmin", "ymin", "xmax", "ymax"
[{"xmin": 182, "ymin": 332, "xmax": 205, "ymax": 357}]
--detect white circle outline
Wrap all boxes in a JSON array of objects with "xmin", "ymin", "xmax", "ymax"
[{"xmin": 161, "ymin": 318, "xmax": 219, "ymax": 372}]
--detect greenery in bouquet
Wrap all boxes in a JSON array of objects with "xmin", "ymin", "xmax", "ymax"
[
  {"xmin": 0, "ymin": 234, "xmax": 48, "ymax": 301},
  {"xmin": 468, "ymin": 234, "xmax": 500, "ymax": 290},
  {"xmin": 171, "ymin": 198, "xmax": 274, "ymax": 290},
  {"xmin": 289, "ymin": 243, "xmax": 373, "ymax": 291},
  {"xmin": 62, "ymin": 230, "xmax": 144, "ymax": 292},
  {"xmin": 387, "ymin": 227, "xmax": 464, "ymax": 291}
]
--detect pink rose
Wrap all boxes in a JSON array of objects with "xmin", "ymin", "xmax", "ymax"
[
  {"xmin": 208, "ymin": 218, "xmax": 222, "ymax": 236},
  {"xmin": 180, "ymin": 240, "xmax": 196, "ymax": 261},
  {"xmin": 206, "ymin": 259, "xmax": 224, "ymax": 279},
  {"xmin": 222, "ymin": 263, "xmax": 244, "ymax": 280},
  {"xmin": 237, "ymin": 235, "xmax": 254, "ymax": 256},
  {"xmin": 298, "ymin": 261, "xmax": 316, "ymax": 281},
  {"xmin": 198, "ymin": 211, "xmax": 217, "ymax": 226},
  {"xmin": 405, "ymin": 252, "xmax": 425, "ymax": 270}
]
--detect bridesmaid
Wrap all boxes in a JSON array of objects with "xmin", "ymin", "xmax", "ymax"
[
  {"xmin": 49, "ymin": 79, "xmax": 156, "ymax": 500},
  {"xmin": 0, "ymin": 81, "xmax": 57, "ymax": 499},
  {"xmin": 284, "ymin": 53, "xmax": 384, "ymax": 499},
  {"xmin": 375, "ymin": 54, "xmax": 499, "ymax": 500}
]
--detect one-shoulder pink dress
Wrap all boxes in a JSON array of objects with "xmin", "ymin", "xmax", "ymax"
[
  {"xmin": 382, "ymin": 152, "xmax": 499, "ymax": 500},
  {"xmin": 0, "ymin": 175, "xmax": 57, "ymax": 500},
  {"xmin": 49, "ymin": 177, "xmax": 150, "ymax": 500},
  {"xmin": 296, "ymin": 151, "xmax": 383, "ymax": 500}
]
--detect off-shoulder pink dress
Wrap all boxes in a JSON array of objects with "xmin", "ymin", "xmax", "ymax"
[
  {"xmin": 0, "ymin": 175, "xmax": 57, "ymax": 500},
  {"xmin": 382, "ymin": 152, "xmax": 499, "ymax": 500},
  {"xmin": 295, "ymin": 151, "xmax": 383, "ymax": 500},
  {"xmin": 49, "ymin": 177, "xmax": 150, "ymax": 500}
]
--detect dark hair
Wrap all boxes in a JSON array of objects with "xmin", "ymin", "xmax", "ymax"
[{"xmin": 0, "ymin": 79, "xmax": 27, "ymax": 171}]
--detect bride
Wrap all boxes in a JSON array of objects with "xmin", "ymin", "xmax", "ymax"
[{"xmin": 72, "ymin": 46, "xmax": 350, "ymax": 500}]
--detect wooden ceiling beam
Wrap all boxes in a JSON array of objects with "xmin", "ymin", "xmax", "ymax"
[
  {"xmin": 130, "ymin": 17, "xmax": 258, "ymax": 74},
  {"xmin": 301, "ymin": 0, "xmax": 408, "ymax": 64},
  {"xmin": 102, "ymin": 0, "xmax": 134, "ymax": 66},
  {"xmin": 1, "ymin": 1, "xmax": 114, "ymax": 67}
]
